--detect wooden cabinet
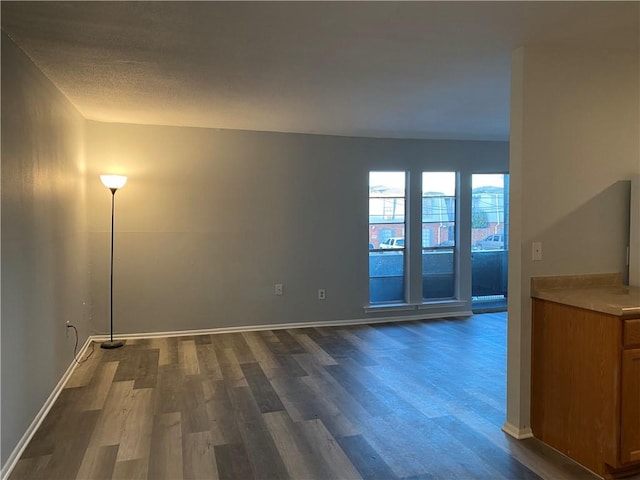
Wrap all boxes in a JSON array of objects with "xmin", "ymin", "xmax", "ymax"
[
  {"xmin": 531, "ymin": 299, "xmax": 640, "ymax": 478},
  {"xmin": 621, "ymin": 348, "xmax": 640, "ymax": 464}
]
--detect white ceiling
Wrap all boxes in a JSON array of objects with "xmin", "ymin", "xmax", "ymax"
[{"xmin": 2, "ymin": 1, "xmax": 638, "ymax": 141}]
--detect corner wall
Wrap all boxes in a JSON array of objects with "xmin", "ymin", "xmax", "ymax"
[
  {"xmin": 1, "ymin": 33, "xmax": 90, "ymax": 467},
  {"xmin": 85, "ymin": 122, "xmax": 508, "ymax": 335},
  {"xmin": 507, "ymin": 46, "xmax": 640, "ymax": 433}
]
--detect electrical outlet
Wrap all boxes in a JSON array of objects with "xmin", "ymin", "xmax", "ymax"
[
  {"xmin": 532, "ymin": 242, "xmax": 542, "ymax": 261},
  {"xmin": 275, "ymin": 283, "xmax": 283, "ymax": 296},
  {"xmin": 318, "ymin": 289, "xmax": 326, "ymax": 300}
]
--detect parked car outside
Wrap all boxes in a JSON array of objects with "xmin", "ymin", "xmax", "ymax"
[
  {"xmin": 474, "ymin": 234, "xmax": 505, "ymax": 250},
  {"xmin": 379, "ymin": 237, "xmax": 405, "ymax": 249}
]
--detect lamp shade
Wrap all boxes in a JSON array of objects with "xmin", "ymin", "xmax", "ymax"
[{"xmin": 100, "ymin": 175, "xmax": 127, "ymax": 189}]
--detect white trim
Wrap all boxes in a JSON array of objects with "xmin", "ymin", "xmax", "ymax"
[
  {"xmin": 364, "ymin": 301, "xmax": 469, "ymax": 314},
  {"xmin": 92, "ymin": 311, "xmax": 474, "ymax": 342},
  {"xmin": 417, "ymin": 300, "xmax": 468, "ymax": 310},
  {"xmin": 363, "ymin": 303, "xmax": 416, "ymax": 313},
  {"xmin": 1, "ymin": 337, "xmax": 94, "ymax": 480},
  {"xmin": 501, "ymin": 421, "xmax": 534, "ymax": 440}
]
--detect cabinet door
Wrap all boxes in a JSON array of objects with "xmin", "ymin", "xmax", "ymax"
[{"xmin": 621, "ymin": 348, "xmax": 640, "ymax": 463}]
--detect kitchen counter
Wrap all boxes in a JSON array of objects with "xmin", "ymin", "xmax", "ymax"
[{"xmin": 531, "ymin": 273, "xmax": 640, "ymax": 317}]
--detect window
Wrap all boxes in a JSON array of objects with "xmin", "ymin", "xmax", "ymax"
[
  {"xmin": 369, "ymin": 172, "xmax": 406, "ymax": 303},
  {"xmin": 367, "ymin": 169, "xmax": 507, "ymax": 310},
  {"xmin": 471, "ymin": 173, "xmax": 509, "ymax": 309},
  {"xmin": 422, "ymin": 172, "xmax": 456, "ymax": 300}
]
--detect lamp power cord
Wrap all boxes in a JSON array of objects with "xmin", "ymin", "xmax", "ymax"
[{"xmin": 66, "ymin": 323, "xmax": 95, "ymax": 364}]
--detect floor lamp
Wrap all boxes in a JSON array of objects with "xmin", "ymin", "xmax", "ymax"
[{"xmin": 100, "ymin": 174, "xmax": 127, "ymax": 349}]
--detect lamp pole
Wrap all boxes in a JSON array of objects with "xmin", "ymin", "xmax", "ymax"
[{"xmin": 100, "ymin": 175, "xmax": 127, "ymax": 349}]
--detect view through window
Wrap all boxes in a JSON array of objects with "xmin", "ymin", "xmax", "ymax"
[
  {"xmin": 369, "ymin": 172, "xmax": 406, "ymax": 303},
  {"xmin": 471, "ymin": 173, "xmax": 509, "ymax": 310},
  {"xmin": 422, "ymin": 172, "xmax": 456, "ymax": 300}
]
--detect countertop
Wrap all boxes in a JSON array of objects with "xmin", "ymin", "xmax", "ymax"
[{"xmin": 531, "ymin": 273, "xmax": 640, "ymax": 317}]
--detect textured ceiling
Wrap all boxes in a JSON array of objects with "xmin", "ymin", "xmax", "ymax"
[{"xmin": 2, "ymin": 1, "xmax": 638, "ymax": 140}]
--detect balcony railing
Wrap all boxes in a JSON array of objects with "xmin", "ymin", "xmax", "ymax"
[{"xmin": 369, "ymin": 249, "xmax": 507, "ymax": 305}]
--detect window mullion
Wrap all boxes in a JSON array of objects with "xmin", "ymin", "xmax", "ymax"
[{"xmin": 407, "ymin": 170, "xmax": 423, "ymax": 304}]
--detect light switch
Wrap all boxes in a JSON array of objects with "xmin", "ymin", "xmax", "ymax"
[
  {"xmin": 275, "ymin": 283, "xmax": 283, "ymax": 295},
  {"xmin": 532, "ymin": 242, "xmax": 542, "ymax": 261}
]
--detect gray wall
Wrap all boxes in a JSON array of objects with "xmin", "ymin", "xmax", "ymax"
[
  {"xmin": 1, "ymin": 34, "xmax": 90, "ymax": 466},
  {"xmin": 507, "ymin": 46, "xmax": 640, "ymax": 434},
  {"xmin": 85, "ymin": 122, "xmax": 508, "ymax": 335}
]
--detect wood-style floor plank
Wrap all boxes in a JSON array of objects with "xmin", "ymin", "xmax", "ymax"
[
  {"xmin": 81, "ymin": 361, "xmax": 119, "ymax": 411},
  {"xmin": 17, "ymin": 386, "xmax": 85, "ymax": 460},
  {"xmin": 240, "ymin": 362, "xmax": 286, "ymax": 414},
  {"xmin": 298, "ymin": 418, "xmax": 362, "ymax": 480},
  {"xmin": 335, "ymin": 434, "xmax": 399, "ymax": 480},
  {"xmin": 213, "ymin": 443, "xmax": 254, "ymax": 480},
  {"xmin": 263, "ymin": 410, "xmax": 335, "ymax": 480},
  {"xmin": 153, "ymin": 364, "xmax": 185, "ymax": 415},
  {"xmin": 147, "ymin": 412, "xmax": 183, "ymax": 480},
  {"xmin": 179, "ymin": 375, "xmax": 210, "ymax": 435},
  {"xmin": 201, "ymin": 379, "xmax": 243, "ymax": 446},
  {"xmin": 115, "ymin": 387, "xmax": 154, "ymax": 462},
  {"xmin": 215, "ymin": 346, "xmax": 249, "ymax": 388},
  {"xmin": 241, "ymin": 331, "xmax": 282, "ymax": 372},
  {"xmin": 225, "ymin": 386, "xmax": 290, "ymax": 479},
  {"xmin": 36, "ymin": 409, "xmax": 101, "ymax": 480},
  {"xmin": 75, "ymin": 445, "xmax": 118, "ymax": 480},
  {"xmin": 182, "ymin": 430, "xmax": 218, "ymax": 480},
  {"xmin": 291, "ymin": 332, "xmax": 339, "ymax": 366},
  {"xmin": 111, "ymin": 458, "xmax": 148, "ymax": 480},
  {"xmin": 9, "ymin": 312, "xmax": 610, "ymax": 480},
  {"xmin": 7, "ymin": 455, "xmax": 51, "ymax": 480},
  {"xmin": 178, "ymin": 339, "xmax": 200, "ymax": 376},
  {"xmin": 195, "ymin": 343, "xmax": 224, "ymax": 381},
  {"xmin": 88, "ymin": 380, "xmax": 136, "ymax": 448}
]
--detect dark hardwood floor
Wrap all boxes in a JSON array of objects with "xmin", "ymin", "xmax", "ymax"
[{"xmin": 10, "ymin": 312, "xmax": 601, "ymax": 479}]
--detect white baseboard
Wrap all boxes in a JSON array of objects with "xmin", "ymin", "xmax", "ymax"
[
  {"xmin": 502, "ymin": 421, "xmax": 534, "ymax": 440},
  {"xmin": 1, "ymin": 337, "xmax": 94, "ymax": 480},
  {"xmin": 93, "ymin": 310, "xmax": 474, "ymax": 341}
]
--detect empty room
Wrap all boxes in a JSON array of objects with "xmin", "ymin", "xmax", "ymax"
[{"xmin": 2, "ymin": 2, "xmax": 639, "ymax": 479}]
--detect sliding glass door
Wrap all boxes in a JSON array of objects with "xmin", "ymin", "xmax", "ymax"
[{"xmin": 471, "ymin": 174, "xmax": 509, "ymax": 310}]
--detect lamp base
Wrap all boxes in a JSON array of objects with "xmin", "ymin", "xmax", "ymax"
[{"xmin": 100, "ymin": 340, "xmax": 124, "ymax": 349}]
